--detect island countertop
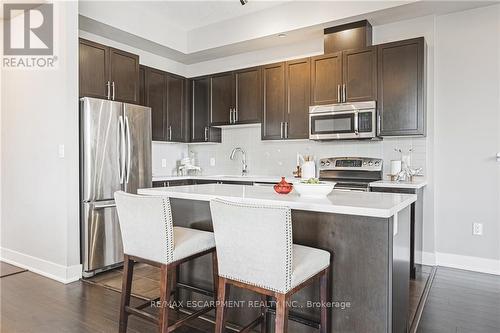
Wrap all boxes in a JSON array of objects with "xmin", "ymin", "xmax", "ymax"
[{"xmin": 138, "ymin": 184, "xmax": 416, "ymax": 218}]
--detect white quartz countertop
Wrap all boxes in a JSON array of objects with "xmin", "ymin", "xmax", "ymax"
[
  {"xmin": 138, "ymin": 184, "xmax": 416, "ymax": 218},
  {"xmin": 369, "ymin": 179, "xmax": 427, "ymax": 189},
  {"xmin": 152, "ymin": 175, "xmax": 284, "ymax": 183}
]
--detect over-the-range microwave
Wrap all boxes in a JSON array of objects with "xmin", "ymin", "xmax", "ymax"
[{"xmin": 309, "ymin": 101, "xmax": 377, "ymax": 140}]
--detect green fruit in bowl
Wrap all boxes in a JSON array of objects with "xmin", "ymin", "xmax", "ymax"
[{"xmin": 302, "ymin": 178, "xmax": 320, "ymax": 184}]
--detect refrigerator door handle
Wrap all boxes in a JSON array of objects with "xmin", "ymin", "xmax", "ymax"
[
  {"xmin": 125, "ymin": 115, "xmax": 131, "ymax": 184},
  {"xmin": 94, "ymin": 202, "xmax": 117, "ymax": 209},
  {"xmin": 118, "ymin": 116, "xmax": 126, "ymax": 184}
]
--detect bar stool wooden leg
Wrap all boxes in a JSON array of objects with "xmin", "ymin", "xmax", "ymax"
[
  {"xmin": 119, "ymin": 255, "xmax": 134, "ymax": 333},
  {"xmin": 260, "ymin": 295, "xmax": 268, "ymax": 333},
  {"xmin": 212, "ymin": 252, "xmax": 219, "ymax": 298},
  {"xmin": 159, "ymin": 263, "xmax": 172, "ymax": 333},
  {"xmin": 215, "ymin": 277, "xmax": 229, "ymax": 333},
  {"xmin": 274, "ymin": 294, "xmax": 289, "ymax": 333},
  {"xmin": 170, "ymin": 266, "xmax": 178, "ymax": 307},
  {"xmin": 319, "ymin": 269, "xmax": 330, "ymax": 333}
]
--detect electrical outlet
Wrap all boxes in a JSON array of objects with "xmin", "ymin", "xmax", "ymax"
[
  {"xmin": 58, "ymin": 144, "xmax": 65, "ymax": 158},
  {"xmin": 473, "ymin": 223, "xmax": 483, "ymax": 236},
  {"xmin": 210, "ymin": 157, "xmax": 216, "ymax": 167},
  {"xmin": 161, "ymin": 159, "xmax": 167, "ymax": 168}
]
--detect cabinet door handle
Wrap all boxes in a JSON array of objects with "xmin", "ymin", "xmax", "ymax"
[
  {"xmin": 106, "ymin": 81, "xmax": 111, "ymax": 100},
  {"xmin": 342, "ymin": 84, "xmax": 346, "ymax": 103},
  {"xmin": 280, "ymin": 122, "xmax": 283, "ymax": 139},
  {"xmin": 337, "ymin": 84, "xmax": 340, "ymax": 103},
  {"xmin": 169, "ymin": 126, "xmax": 172, "ymax": 141},
  {"xmin": 112, "ymin": 82, "xmax": 116, "ymax": 100},
  {"xmin": 235, "ymin": 108, "xmax": 238, "ymax": 123},
  {"xmin": 284, "ymin": 121, "xmax": 288, "ymax": 139},
  {"xmin": 204, "ymin": 126, "xmax": 208, "ymax": 141},
  {"xmin": 229, "ymin": 108, "xmax": 233, "ymax": 124}
]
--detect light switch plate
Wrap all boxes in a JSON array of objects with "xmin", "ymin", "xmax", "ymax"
[
  {"xmin": 210, "ymin": 157, "xmax": 216, "ymax": 167},
  {"xmin": 161, "ymin": 159, "xmax": 167, "ymax": 168}
]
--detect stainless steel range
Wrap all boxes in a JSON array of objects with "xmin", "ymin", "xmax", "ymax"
[{"xmin": 319, "ymin": 157, "xmax": 383, "ymax": 191}]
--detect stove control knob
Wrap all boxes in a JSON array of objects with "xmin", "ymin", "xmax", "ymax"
[
  {"xmin": 363, "ymin": 161, "xmax": 367, "ymax": 165},
  {"xmin": 375, "ymin": 161, "xmax": 380, "ymax": 166},
  {"xmin": 320, "ymin": 161, "xmax": 325, "ymax": 167},
  {"xmin": 325, "ymin": 161, "xmax": 331, "ymax": 166},
  {"xmin": 369, "ymin": 162, "xmax": 374, "ymax": 166}
]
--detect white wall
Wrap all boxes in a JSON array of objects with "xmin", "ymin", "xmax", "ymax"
[
  {"xmin": 434, "ymin": 5, "xmax": 500, "ymax": 272},
  {"xmin": 1, "ymin": 1, "xmax": 81, "ymax": 283}
]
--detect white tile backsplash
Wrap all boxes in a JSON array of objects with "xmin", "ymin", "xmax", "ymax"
[
  {"xmin": 152, "ymin": 142, "xmax": 188, "ymax": 176},
  {"xmin": 186, "ymin": 126, "xmax": 427, "ymax": 178}
]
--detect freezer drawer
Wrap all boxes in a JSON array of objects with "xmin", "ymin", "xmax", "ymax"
[{"xmin": 82, "ymin": 200, "xmax": 124, "ymax": 274}]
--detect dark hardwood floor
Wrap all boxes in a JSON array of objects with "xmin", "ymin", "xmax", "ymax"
[
  {"xmin": 1, "ymin": 266, "xmax": 499, "ymax": 333},
  {"xmin": 417, "ymin": 267, "xmax": 500, "ymax": 333},
  {"xmin": 0, "ymin": 271, "xmax": 205, "ymax": 333}
]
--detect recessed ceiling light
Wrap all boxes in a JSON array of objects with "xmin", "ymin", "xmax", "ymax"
[
  {"xmin": 240, "ymin": 0, "xmax": 248, "ymax": 5},
  {"xmin": 278, "ymin": 33, "xmax": 287, "ymax": 38}
]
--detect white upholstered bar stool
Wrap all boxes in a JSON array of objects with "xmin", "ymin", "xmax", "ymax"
[
  {"xmin": 114, "ymin": 191, "xmax": 218, "ymax": 333},
  {"xmin": 210, "ymin": 198, "xmax": 331, "ymax": 333}
]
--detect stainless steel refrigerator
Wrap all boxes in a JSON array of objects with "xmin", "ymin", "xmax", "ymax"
[{"xmin": 80, "ymin": 97, "xmax": 151, "ymax": 277}]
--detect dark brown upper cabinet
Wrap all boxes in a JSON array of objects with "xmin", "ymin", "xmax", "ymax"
[
  {"xmin": 166, "ymin": 74, "xmax": 185, "ymax": 142},
  {"xmin": 234, "ymin": 67, "xmax": 262, "ymax": 124},
  {"xmin": 209, "ymin": 68, "xmax": 262, "ymax": 126},
  {"xmin": 145, "ymin": 67, "xmax": 167, "ymax": 141},
  {"xmin": 310, "ymin": 52, "xmax": 342, "ymax": 105},
  {"xmin": 138, "ymin": 66, "xmax": 145, "ymax": 106},
  {"xmin": 109, "ymin": 48, "xmax": 140, "ymax": 103},
  {"xmin": 192, "ymin": 77, "xmax": 221, "ymax": 143},
  {"xmin": 79, "ymin": 39, "xmax": 109, "ymax": 100},
  {"xmin": 285, "ymin": 58, "xmax": 311, "ymax": 139},
  {"xmin": 210, "ymin": 72, "xmax": 235, "ymax": 126},
  {"xmin": 262, "ymin": 59, "xmax": 310, "ymax": 140},
  {"xmin": 311, "ymin": 47, "xmax": 376, "ymax": 105},
  {"xmin": 377, "ymin": 37, "xmax": 425, "ymax": 137},
  {"xmin": 143, "ymin": 67, "xmax": 187, "ymax": 142},
  {"xmin": 79, "ymin": 38, "xmax": 139, "ymax": 103},
  {"xmin": 262, "ymin": 62, "xmax": 286, "ymax": 140},
  {"xmin": 343, "ymin": 47, "xmax": 377, "ymax": 102}
]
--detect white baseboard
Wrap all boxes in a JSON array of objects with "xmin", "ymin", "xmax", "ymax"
[
  {"xmin": 0, "ymin": 247, "xmax": 82, "ymax": 284},
  {"xmin": 435, "ymin": 252, "xmax": 500, "ymax": 275},
  {"xmin": 420, "ymin": 251, "xmax": 436, "ymax": 266},
  {"xmin": 416, "ymin": 250, "xmax": 500, "ymax": 275}
]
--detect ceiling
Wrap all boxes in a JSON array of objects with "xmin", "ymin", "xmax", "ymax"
[
  {"xmin": 79, "ymin": 1, "xmax": 498, "ymax": 64},
  {"xmin": 134, "ymin": 0, "xmax": 290, "ymax": 32}
]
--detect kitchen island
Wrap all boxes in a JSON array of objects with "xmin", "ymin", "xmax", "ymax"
[{"xmin": 138, "ymin": 184, "xmax": 416, "ymax": 333}]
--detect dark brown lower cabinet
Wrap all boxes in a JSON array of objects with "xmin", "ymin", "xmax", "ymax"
[{"xmin": 377, "ymin": 37, "xmax": 425, "ymax": 137}]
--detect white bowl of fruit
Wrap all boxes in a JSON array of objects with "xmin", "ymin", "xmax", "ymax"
[{"xmin": 293, "ymin": 178, "xmax": 336, "ymax": 198}]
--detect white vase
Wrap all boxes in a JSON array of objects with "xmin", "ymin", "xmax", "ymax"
[{"xmin": 301, "ymin": 161, "xmax": 316, "ymax": 180}]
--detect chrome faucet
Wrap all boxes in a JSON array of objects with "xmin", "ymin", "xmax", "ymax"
[{"xmin": 230, "ymin": 147, "xmax": 248, "ymax": 176}]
